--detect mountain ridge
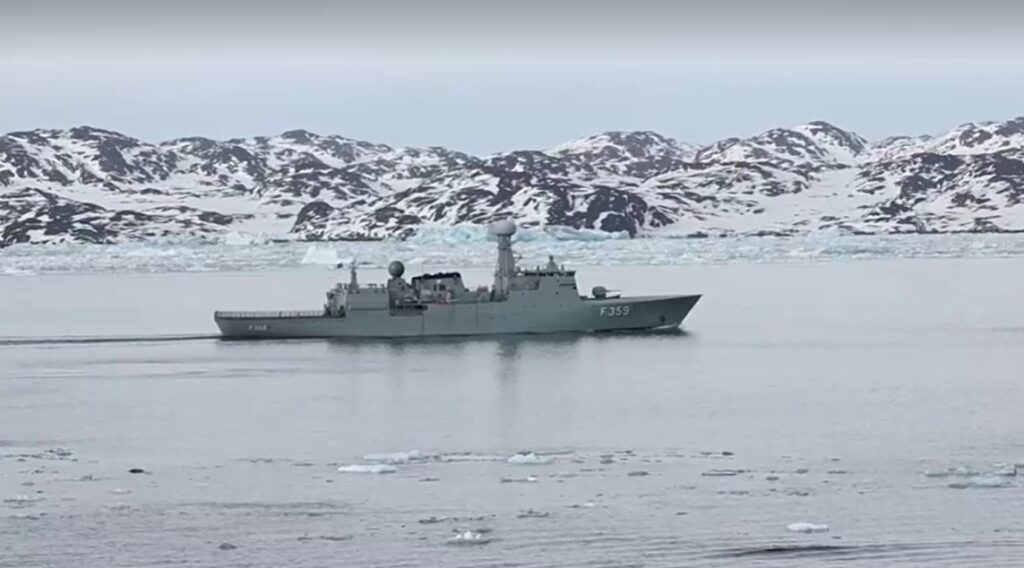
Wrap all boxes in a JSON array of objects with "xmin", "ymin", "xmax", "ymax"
[{"xmin": 2, "ymin": 117, "xmax": 1023, "ymax": 246}]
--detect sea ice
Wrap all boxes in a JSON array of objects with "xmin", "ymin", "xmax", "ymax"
[
  {"xmin": 3, "ymin": 495, "xmax": 45, "ymax": 507},
  {"xmin": 337, "ymin": 464, "xmax": 397, "ymax": 474},
  {"xmin": 787, "ymin": 522, "xmax": 830, "ymax": 533},
  {"xmin": 507, "ymin": 452, "xmax": 554, "ymax": 465},
  {"xmin": 500, "ymin": 476, "xmax": 538, "ymax": 483},
  {"xmin": 438, "ymin": 453, "xmax": 507, "ymax": 463},
  {"xmin": 445, "ymin": 530, "xmax": 492, "ymax": 545},
  {"xmin": 948, "ymin": 476, "xmax": 1011, "ymax": 489},
  {"xmin": 362, "ymin": 451, "xmax": 423, "ymax": 464},
  {"xmin": 701, "ymin": 469, "xmax": 746, "ymax": 477}
]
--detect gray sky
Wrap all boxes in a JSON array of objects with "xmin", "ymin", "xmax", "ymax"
[{"xmin": 3, "ymin": 0, "xmax": 1023, "ymax": 153}]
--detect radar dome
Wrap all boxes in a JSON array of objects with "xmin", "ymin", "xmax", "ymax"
[
  {"xmin": 388, "ymin": 260, "xmax": 405, "ymax": 278},
  {"xmin": 489, "ymin": 220, "xmax": 517, "ymax": 236}
]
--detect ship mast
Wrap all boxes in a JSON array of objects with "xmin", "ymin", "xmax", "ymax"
[{"xmin": 490, "ymin": 220, "xmax": 517, "ymax": 299}]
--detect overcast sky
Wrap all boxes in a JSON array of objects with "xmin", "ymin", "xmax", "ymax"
[{"xmin": 3, "ymin": 0, "xmax": 1023, "ymax": 153}]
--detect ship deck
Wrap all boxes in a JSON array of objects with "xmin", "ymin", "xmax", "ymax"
[{"xmin": 214, "ymin": 310, "xmax": 325, "ymax": 320}]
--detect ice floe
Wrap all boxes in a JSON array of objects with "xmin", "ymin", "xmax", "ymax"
[
  {"xmin": 362, "ymin": 451, "xmax": 424, "ymax": 464},
  {"xmin": 702, "ymin": 469, "xmax": 746, "ymax": 477},
  {"xmin": 500, "ymin": 475, "xmax": 539, "ymax": 484},
  {"xmin": 507, "ymin": 452, "xmax": 554, "ymax": 465},
  {"xmin": 787, "ymin": 522, "xmax": 830, "ymax": 533},
  {"xmin": 445, "ymin": 530, "xmax": 493, "ymax": 546},
  {"xmin": 947, "ymin": 476, "xmax": 1012, "ymax": 489},
  {"xmin": 337, "ymin": 464, "xmax": 397, "ymax": 474},
  {"xmin": 3, "ymin": 495, "xmax": 45, "ymax": 507}
]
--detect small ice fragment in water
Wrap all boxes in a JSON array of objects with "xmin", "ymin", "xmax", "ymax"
[
  {"xmin": 787, "ymin": 522, "xmax": 830, "ymax": 533},
  {"xmin": 948, "ymin": 476, "xmax": 1011, "ymax": 489},
  {"xmin": 765, "ymin": 475, "xmax": 780, "ymax": 481},
  {"xmin": 363, "ymin": 451, "xmax": 422, "ymax": 464},
  {"xmin": 794, "ymin": 468, "xmax": 810, "ymax": 474},
  {"xmin": 500, "ymin": 476, "xmax": 538, "ymax": 483},
  {"xmin": 516, "ymin": 509, "xmax": 551, "ymax": 518},
  {"xmin": 702, "ymin": 469, "xmax": 745, "ymax": 477},
  {"xmin": 627, "ymin": 470, "xmax": 650, "ymax": 477},
  {"xmin": 111, "ymin": 488, "xmax": 131, "ymax": 495},
  {"xmin": 4, "ymin": 495, "xmax": 44, "ymax": 507},
  {"xmin": 445, "ymin": 530, "xmax": 492, "ymax": 545},
  {"xmin": 218, "ymin": 542, "xmax": 237, "ymax": 551},
  {"xmin": 569, "ymin": 501, "xmax": 597, "ymax": 509},
  {"xmin": 992, "ymin": 463, "xmax": 1017, "ymax": 476},
  {"xmin": 507, "ymin": 452, "xmax": 553, "ymax": 465},
  {"xmin": 925, "ymin": 465, "xmax": 980, "ymax": 478},
  {"xmin": 419, "ymin": 516, "xmax": 449, "ymax": 524},
  {"xmin": 438, "ymin": 453, "xmax": 506, "ymax": 463},
  {"xmin": 337, "ymin": 464, "xmax": 397, "ymax": 474}
]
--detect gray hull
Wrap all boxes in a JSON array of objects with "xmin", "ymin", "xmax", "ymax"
[{"xmin": 215, "ymin": 295, "xmax": 700, "ymax": 339}]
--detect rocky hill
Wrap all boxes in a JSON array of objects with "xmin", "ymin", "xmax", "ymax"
[{"xmin": 2, "ymin": 117, "xmax": 1023, "ymax": 246}]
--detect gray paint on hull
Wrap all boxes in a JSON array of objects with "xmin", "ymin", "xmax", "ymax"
[{"xmin": 215, "ymin": 295, "xmax": 700, "ymax": 339}]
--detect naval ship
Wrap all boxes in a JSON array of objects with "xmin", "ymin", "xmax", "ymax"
[{"xmin": 214, "ymin": 221, "xmax": 701, "ymax": 338}]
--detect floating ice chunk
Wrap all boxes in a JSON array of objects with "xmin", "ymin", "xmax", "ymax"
[
  {"xmin": 992, "ymin": 463, "xmax": 1018, "ymax": 477},
  {"xmin": 924, "ymin": 465, "xmax": 981, "ymax": 478},
  {"xmin": 508, "ymin": 452, "xmax": 554, "ymax": 465},
  {"xmin": 110, "ymin": 488, "xmax": 131, "ymax": 495},
  {"xmin": 787, "ymin": 522, "xmax": 830, "ymax": 533},
  {"xmin": 568, "ymin": 501, "xmax": 597, "ymax": 509},
  {"xmin": 702, "ymin": 469, "xmax": 746, "ymax": 477},
  {"xmin": 337, "ymin": 464, "xmax": 397, "ymax": 474},
  {"xmin": 445, "ymin": 530, "xmax": 492, "ymax": 545},
  {"xmin": 516, "ymin": 509, "xmax": 551, "ymax": 518},
  {"xmin": 4, "ymin": 495, "xmax": 45, "ymax": 507},
  {"xmin": 500, "ymin": 476, "xmax": 538, "ymax": 483},
  {"xmin": 439, "ymin": 453, "xmax": 506, "ymax": 463},
  {"xmin": 948, "ymin": 476, "xmax": 1011, "ymax": 489},
  {"xmin": 362, "ymin": 451, "xmax": 423, "ymax": 464}
]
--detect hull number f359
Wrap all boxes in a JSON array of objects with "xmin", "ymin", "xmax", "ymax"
[{"xmin": 599, "ymin": 305, "xmax": 631, "ymax": 317}]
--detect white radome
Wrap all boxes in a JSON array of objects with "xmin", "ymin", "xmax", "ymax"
[{"xmin": 489, "ymin": 220, "xmax": 517, "ymax": 236}]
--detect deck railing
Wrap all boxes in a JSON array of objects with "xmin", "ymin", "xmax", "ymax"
[{"xmin": 214, "ymin": 310, "xmax": 324, "ymax": 319}]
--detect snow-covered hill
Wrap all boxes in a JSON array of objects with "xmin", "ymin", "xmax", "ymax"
[{"xmin": 2, "ymin": 118, "xmax": 1023, "ymax": 246}]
